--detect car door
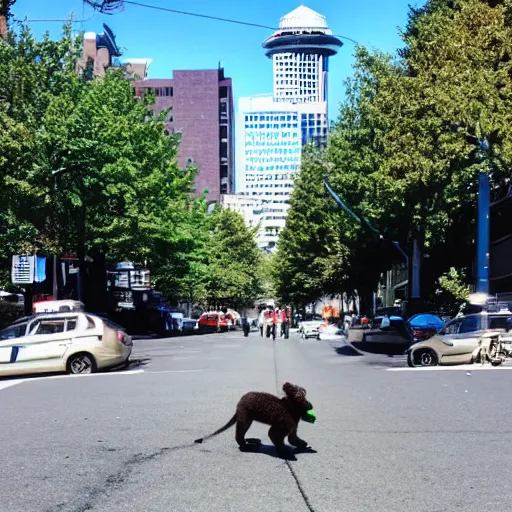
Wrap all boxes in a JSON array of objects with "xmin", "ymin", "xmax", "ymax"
[
  {"xmin": 441, "ymin": 315, "xmax": 483, "ymax": 356},
  {"xmin": 13, "ymin": 317, "xmax": 78, "ymax": 364}
]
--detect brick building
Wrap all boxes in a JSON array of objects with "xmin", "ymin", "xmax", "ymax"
[
  {"xmin": 77, "ymin": 24, "xmax": 234, "ymax": 202},
  {"xmin": 134, "ymin": 68, "xmax": 234, "ymax": 202}
]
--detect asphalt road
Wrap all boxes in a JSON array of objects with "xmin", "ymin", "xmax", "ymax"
[{"xmin": 2, "ymin": 330, "xmax": 512, "ymax": 512}]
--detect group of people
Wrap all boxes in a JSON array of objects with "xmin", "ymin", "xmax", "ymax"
[{"xmin": 260, "ymin": 305, "xmax": 291, "ymax": 340}]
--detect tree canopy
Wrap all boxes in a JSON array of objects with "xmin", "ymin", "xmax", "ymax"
[
  {"xmin": 273, "ymin": 0, "xmax": 512, "ymax": 312},
  {"xmin": 0, "ymin": 23, "xmax": 265, "ymax": 310}
]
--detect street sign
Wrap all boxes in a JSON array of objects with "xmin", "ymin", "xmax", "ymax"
[{"xmin": 11, "ymin": 255, "xmax": 35, "ymax": 284}]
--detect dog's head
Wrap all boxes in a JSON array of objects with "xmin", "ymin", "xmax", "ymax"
[{"xmin": 282, "ymin": 382, "xmax": 313, "ymax": 414}]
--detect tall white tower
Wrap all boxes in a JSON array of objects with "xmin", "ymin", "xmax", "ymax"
[
  {"xmin": 234, "ymin": 6, "xmax": 342, "ymax": 252},
  {"xmin": 264, "ymin": 6, "xmax": 341, "ymax": 105}
]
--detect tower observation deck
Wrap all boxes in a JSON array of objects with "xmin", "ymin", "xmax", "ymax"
[{"xmin": 262, "ymin": 5, "xmax": 342, "ymax": 104}]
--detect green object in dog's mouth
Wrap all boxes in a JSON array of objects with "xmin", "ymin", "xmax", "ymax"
[{"xmin": 302, "ymin": 409, "xmax": 316, "ymax": 424}]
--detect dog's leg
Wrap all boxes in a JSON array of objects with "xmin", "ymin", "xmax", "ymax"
[
  {"xmin": 237, "ymin": 415, "xmax": 259, "ymax": 451},
  {"xmin": 268, "ymin": 425, "xmax": 295, "ymax": 460},
  {"xmin": 288, "ymin": 428, "xmax": 308, "ymax": 449}
]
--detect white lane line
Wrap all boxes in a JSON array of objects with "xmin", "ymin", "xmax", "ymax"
[
  {"xmin": 386, "ymin": 365, "xmax": 512, "ymax": 372},
  {"xmin": 146, "ymin": 369, "xmax": 209, "ymax": 374},
  {"xmin": 0, "ymin": 369, "xmax": 144, "ymax": 387},
  {"xmin": 0, "ymin": 380, "xmax": 23, "ymax": 391},
  {"xmin": 213, "ymin": 344, "xmax": 241, "ymax": 349}
]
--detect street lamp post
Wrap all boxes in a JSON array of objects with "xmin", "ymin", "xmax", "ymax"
[
  {"xmin": 475, "ymin": 141, "xmax": 491, "ymax": 296},
  {"xmin": 448, "ymin": 122, "xmax": 491, "ymax": 295},
  {"xmin": 51, "ymin": 167, "xmax": 65, "ymax": 300}
]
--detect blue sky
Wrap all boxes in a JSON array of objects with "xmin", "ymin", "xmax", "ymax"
[{"xmin": 12, "ymin": 0, "xmax": 424, "ymax": 120}]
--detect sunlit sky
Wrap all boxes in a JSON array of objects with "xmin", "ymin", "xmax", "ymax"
[{"xmin": 12, "ymin": 0, "xmax": 424, "ymax": 120}]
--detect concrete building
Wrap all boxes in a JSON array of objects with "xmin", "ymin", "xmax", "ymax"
[
  {"xmin": 234, "ymin": 6, "xmax": 342, "ymax": 251},
  {"xmin": 134, "ymin": 68, "xmax": 234, "ymax": 202},
  {"xmin": 220, "ymin": 194, "xmax": 261, "ymax": 229}
]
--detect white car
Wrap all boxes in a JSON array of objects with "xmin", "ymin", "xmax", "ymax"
[
  {"xmin": 0, "ymin": 312, "xmax": 132, "ymax": 377},
  {"xmin": 298, "ymin": 320, "xmax": 324, "ymax": 339}
]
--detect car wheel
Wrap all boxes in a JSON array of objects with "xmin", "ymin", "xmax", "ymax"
[
  {"xmin": 67, "ymin": 353, "xmax": 97, "ymax": 375},
  {"xmin": 411, "ymin": 348, "xmax": 438, "ymax": 367}
]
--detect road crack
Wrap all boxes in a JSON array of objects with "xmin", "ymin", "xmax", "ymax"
[{"xmin": 48, "ymin": 443, "xmax": 195, "ymax": 512}]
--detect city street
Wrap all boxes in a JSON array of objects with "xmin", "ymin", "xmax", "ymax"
[{"xmin": 2, "ymin": 331, "xmax": 512, "ymax": 512}]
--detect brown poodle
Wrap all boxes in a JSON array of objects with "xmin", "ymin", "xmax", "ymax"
[{"xmin": 195, "ymin": 382, "xmax": 313, "ymax": 458}]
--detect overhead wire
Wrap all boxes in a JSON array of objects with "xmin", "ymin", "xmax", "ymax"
[
  {"xmin": 13, "ymin": 0, "xmax": 360, "ymax": 45},
  {"xmin": 124, "ymin": 1, "xmax": 360, "ymax": 44}
]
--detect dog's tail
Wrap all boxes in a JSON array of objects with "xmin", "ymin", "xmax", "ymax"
[{"xmin": 194, "ymin": 413, "xmax": 237, "ymax": 444}]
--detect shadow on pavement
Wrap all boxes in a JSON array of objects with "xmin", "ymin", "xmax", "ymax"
[
  {"xmin": 240, "ymin": 442, "xmax": 318, "ymax": 461},
  {"xmin": 124, "ymin": 357, "xmax": 151, "ymax": 371},
  {"xmin": 350, "ymin": 341, "xmax": 409, "ymax": 357},
  {"xmin": 335, "ymin": 345, "xmax": 364, "ymax": 357}
]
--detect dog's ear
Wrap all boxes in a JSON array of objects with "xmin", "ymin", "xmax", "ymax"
[{"xmin": 283, "ymin": 382, "xmax": 307, "ymax": 401}]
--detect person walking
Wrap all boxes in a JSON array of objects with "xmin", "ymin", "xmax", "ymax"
[{"xmin": 279, "ymin": 307, "xmax": 290, "ymax": 339}]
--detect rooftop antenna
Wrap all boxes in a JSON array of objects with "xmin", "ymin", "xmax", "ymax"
[{"xmin": 83, "ymin": 0, "xmax": 125, "ymax": 14}]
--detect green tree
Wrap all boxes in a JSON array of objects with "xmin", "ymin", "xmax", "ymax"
[
  {"xmin": 275, "ymin": 0, "xmax": 512, "ymax": 312},
  {"xmin": 204, "ymin": 207, "xmax": 263, "ymax": 310},
  {"xmin": 273, "ymin": 143, "xmax": 352, "ymax": 308}
]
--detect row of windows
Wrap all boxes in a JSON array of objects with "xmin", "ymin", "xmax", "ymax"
[
  {"xmin": 275, "ymin": 54, "xmax": 319, "ymax": 63},
  {"xmin": 246, "ymin": 164, "xmax": 297, "ymax": 171},
  {"xmin": 143, "ymin": 87, "xmax": 173, "ymax": 97},
  {"xmin": 245, "ymin": 133, "xmax": 299, "ymax": 141},
  {"xmin": 245, "ymin": 147, "xmax": 300, "ymax": 155},
  {"xmin": 245, "ymin": 141, "xmax": 300, "ymax": 149},
  {"xmin": 245, "ymin": 123, "xmax": 299, "ymax": 130},
  {"xmin": 245, "ymin": 114, "xmax": 298, "ymax": 122},
  {"xmin": 249, "ymin": 192, "xmax": 291, "ymax": 200},
  {"xmin": 246, "ymin": 168, "xmax": 295, "ymax": 175},
  {"xmin": 246, "ymin": 156, "xmax": 299, "ymax": 163},
  {"xmin": 246, "ymin": 182, "xmax": 292, "ymax": 187},
  {"xmin": 246, "ymin": 174, "xmax": 293, "ymax": 181},
  {"xmin": 303, "ymin": 113, "xmax": 325, "ymax": 120}
]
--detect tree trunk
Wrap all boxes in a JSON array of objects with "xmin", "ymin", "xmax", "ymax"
[
  {"xmin": 0, "ymin": 15, "xmax": 7, "ymax": 39},
  {"xmin": 0, "ymin": 0, "xmax": 14, "ymax": 40}
]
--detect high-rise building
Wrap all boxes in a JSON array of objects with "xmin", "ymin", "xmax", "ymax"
[
  {"xmin": 134, "ymin": 68, "xmax": 234, "ymax": 202},
  {"xmin": 234, "ymin": 6, "xmax": 341, "ymax": 251}
]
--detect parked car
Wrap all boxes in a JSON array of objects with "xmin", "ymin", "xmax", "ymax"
[
  {"xmin": 406, "ymin": 310, "xmax": 512, "ymax": 367},
  {"xmin": 198, "ymin": 312, "xmax": 228, "ymax": 333},
  {"xmin": 0, "ymin": 312, "xmax": 132, "ymax": 377},
  {"xmin": 363, "ymin": 315, "xmax": 413, "ymax": 345},
  {"xmin": 182, "ymin": 318, "xmax": 199, "ymax": 334},
  {"xmin": 299, "ymin": 319, "xmax": 324, "ymax": 339}
]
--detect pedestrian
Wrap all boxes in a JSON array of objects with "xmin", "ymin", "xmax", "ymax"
[
  {"xmin": 279, "ymin": 307, "xmax": 290, "ymax": 339},
  {"xmin": 272, "ymin": 308, "xmax": 279, "ymax": 340},
  {"xmin": 242, "ymin": 317, "xmax": 250, "ymax": 337}
]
